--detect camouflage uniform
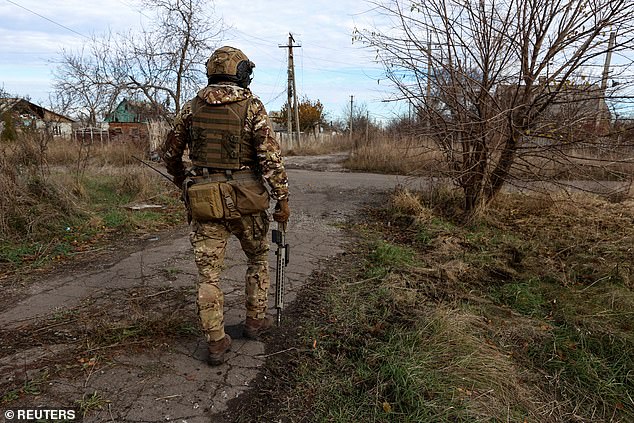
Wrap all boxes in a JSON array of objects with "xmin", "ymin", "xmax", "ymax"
[{"xmin": 160, "ymin": 83, "xmax": 288, "ymax": 343}]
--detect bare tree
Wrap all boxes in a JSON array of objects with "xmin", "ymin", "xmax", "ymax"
[
  {"xmin": 356, "ymin": 0, "xmax": 634, "ymax": 216},
  {"xmin": 52, "ymin": 34, "xmax": 121, "ymax": 126},
  {"xmin": 53, "ymin": 0, "xmax": 224, "ymax": 122}
]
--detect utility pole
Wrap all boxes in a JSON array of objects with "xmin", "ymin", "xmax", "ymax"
[
  {"xmin": 365, "ymin": 110, "xmax": 369, "ymax": 145},
  {"xmin": 349, "ymin": 95, "xmax": 354, "ymax": 147},
  {"xmin": 601, "ymin": 32, "xmax": 616, "ymax": 92},
  {"xmin": 598, "ymin": 31, "xmax": 616, "ymax": 126},
  {"xmin": 279, "ymin": 33, "xmax": 301, "ymax": 149}
]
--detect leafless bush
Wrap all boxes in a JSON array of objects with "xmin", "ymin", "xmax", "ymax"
[{"xmin": 0, "ymin": 136, "xmax": 80, "ymax": 242}]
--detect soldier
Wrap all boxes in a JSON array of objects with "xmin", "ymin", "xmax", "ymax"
[{"xmin": 159, "ymin": 46, "xmax": 290, "ymax": 365}]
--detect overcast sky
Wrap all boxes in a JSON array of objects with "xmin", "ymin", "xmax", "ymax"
[{"xmin": 0, "ymin": 0, "xmax": 404, "ymax": 122}]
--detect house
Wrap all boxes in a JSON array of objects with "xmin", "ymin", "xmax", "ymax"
[
  {"xmin": 0, "ymin": 98, "xmax": 75, "ymax": 138},
  {"xmin": 104, "ymin": 98, "xmax": 169, "ymax": 151},
  {"xmin": 105, "ymin": 98, "xmax": 164, "ymax": 124}
]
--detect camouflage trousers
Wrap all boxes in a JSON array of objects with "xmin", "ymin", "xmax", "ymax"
[{"xmin": 189, "ymin": 212, "xmax": 270, "ymax": 342}]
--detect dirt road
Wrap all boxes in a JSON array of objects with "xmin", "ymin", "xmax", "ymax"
[{"xmin": 0, "ymin": 156, "xmax": 425, "ymax": 422}]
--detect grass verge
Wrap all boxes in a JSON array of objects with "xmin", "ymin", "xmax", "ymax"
[
  {"xmin": 234, "ymin": 189, "xmax": 634, "ymax": 422},
  {"xmin": 0, "ymin": 136, "xmax": 183, "ymax": 278}
]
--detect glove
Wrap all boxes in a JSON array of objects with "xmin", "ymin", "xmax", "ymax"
[{"xmin": 272, "ymin": 199, "xmax": 290, "ymax": 223}]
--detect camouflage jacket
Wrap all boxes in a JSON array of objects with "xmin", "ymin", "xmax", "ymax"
[{"xmin": 160, "ymin": 83, "xmax": 289, "ymax": 201}]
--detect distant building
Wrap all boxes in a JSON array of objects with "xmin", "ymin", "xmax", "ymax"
[
  {"xmin": 103, "ymin": 98, "xmax": 169, "ymax": 151},
  {"xmin": 105, "ymin": 98, "xmax": 165, "ymax": 124},
  {"xmin": 0, "ymin": 98, "xmax": 75, "ymax": 138},
  {"xmin": 495, "ymin": 81, "xmax": 611, "ymax": 136}
]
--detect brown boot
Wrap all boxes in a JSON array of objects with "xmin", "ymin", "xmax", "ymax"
[
  {"xmin": 243, "ymin": 317, "xmax": 273, "ymax": 340},
  {"xmin": 207, "ymin": 335, "xmax": 231, "ymax": 366}
]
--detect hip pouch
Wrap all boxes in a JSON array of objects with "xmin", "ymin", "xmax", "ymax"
[
  {"xmin": 187, "ymin": 182, "xmax": 243, "ymax": 221},
  {"xmin": 187, "ymin": 182, "xmax": 225, "ymax": 220},
  {"xmin": 230, "ymin": 180, "xmax": 270, "ymax": 215}
]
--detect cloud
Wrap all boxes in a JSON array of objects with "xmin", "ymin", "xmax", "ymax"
[{"xmin": 0, "ymin": 0, "xmax": 398, "ymax": 121}]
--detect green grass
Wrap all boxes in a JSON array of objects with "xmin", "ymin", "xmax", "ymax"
[
  {"xmin": 365, "ymin": 240, "xmax": 418, "ymax": 279},
  {"xmin": 491, "ymin": 279, "xmax": 547, "ymax": 317},
  {"xmin": 293, "ymin": 262, "xmax": 536, "ymax": 422}
]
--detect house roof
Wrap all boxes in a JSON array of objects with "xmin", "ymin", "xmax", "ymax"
[
  {"xmin": 0, "ymin": 97, "xmax": 75, "ymax": 123},
  {"xmin": 105, "ymin": 98, "xmax": 167, "ymax": 123}
]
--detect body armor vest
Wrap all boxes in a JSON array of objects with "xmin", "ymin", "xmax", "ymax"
[{"xmin": 189, "ymin": 96, "xmax": 255, "ymax": 170}]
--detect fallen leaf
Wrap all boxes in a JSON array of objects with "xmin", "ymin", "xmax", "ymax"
[{"xmin": 382, "ymin": 401, "xmax": 392, "ymax": 413}]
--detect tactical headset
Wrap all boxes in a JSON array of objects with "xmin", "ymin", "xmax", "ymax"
[{"xmin": 206, "ymin": 46, "xmax": 255, "ymax": 89}]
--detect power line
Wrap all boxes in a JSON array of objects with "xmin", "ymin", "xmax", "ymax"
[
  {"xmin": 116, "ymin": 0, "xmax": 152, "ymax": 20},
  {"xmin": 4, "ymin": 0, "xmax": 89, "ymax": 40},
  {"xmin": 229, "ymin": 27, "xmax": 279, "ymax": 47},
  {"xmin": 264, "ymin": 89, "xmax": 287, "ymax": 106},
  {"xmin": 264, "ymin": 58, "xmax": 286, "ymax": 104}
]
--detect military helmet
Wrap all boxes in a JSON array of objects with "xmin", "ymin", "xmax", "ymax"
[{"xmin": 206, "ymin": 46, "xmax": 255, "ymax": 88}]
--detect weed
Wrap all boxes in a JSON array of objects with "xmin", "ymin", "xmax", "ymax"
[
  {"xmin": 1, "ymin": 369, "xmax": 50, "ymax": 403},
  {"xmin": 52, "ymin": 307, "xmax": 79, "ymax": 322},
  {"xmin": 83, "ymin": 311, "xmax": 199, "ymax": 351},
  {"xmin": 162, "ymin": 267, "xmax": 183, "ymax": 281},
  {"xmin": 1, "ymin": 389, "xmax": 19, "ymax": 403},
  {"xmin": 415, "ymin": 226, "xmax": 433, "ymax": 246},
  {"xmin": 76, "ymin": 391, "xmax": 107, "ymax": 418},
  {"xmin": 102, "ymin": 210, "xmax": 127, "ymax": 228},
  {"xmin": 369, "ymin": 240, "xmax": 415, "ymax": 267}
]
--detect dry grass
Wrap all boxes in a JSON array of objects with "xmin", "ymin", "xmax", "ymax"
[
  {"xmin": 344, "ymin": 136, "xmax": 448, "ymax": 175},
  {"xmin": 513, "ymin": 146, "xmax": 634, "ymax": 182},
  {"xmin": 330, "ymin": 135, "xmax": 634, "ymax": 193},
  {"xmin": 46, "ymin": 138, "xmax": 148, "ymax": 167},
  {"xmin": 253, "ymin": 188, "xmax": 634, "ymax": 422},
  {"xmin": 0, "ymin": 135, "xmax": 81, "ymax": 242},
  {"xmin": 283, "ymin": 133, "xmax": 353, "ymax": 156},
  {"xmin": 389, "ymin": 188, "xmax": 435, "ymax": 222},
  {"xmin": 0, "ymin": 134, "xmax": 180, "ymax": 275}
]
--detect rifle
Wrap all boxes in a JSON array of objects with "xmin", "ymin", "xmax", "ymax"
[
  {"xmin": 272, "ymin": 222, "xmax": 289, "ymax": 325},
  {"xmin": 132, "ymin": 155, "xmax": 174, "ymax": 184}
]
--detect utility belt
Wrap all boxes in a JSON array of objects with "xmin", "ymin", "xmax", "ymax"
[
  {"xmin": 184, "ymin": 168, "xmax": 269, "ymax": 221},
  {"xmin": 190, "ymin": 168, "xmax": 259, "ymax": 183}
]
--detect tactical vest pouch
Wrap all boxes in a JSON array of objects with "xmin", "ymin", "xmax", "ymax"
[
  {"xmin": 230, "ymin": 180, "xmax": 270, "ymax": 215},
  {"xmin": 189, "ymin": 97, "xmax": 253, "ymax": 170},
  {"xmin": 187, "ymin": 182, "xmax": 225, "ymax": 220}
]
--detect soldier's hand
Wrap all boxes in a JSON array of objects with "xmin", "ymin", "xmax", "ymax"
[{"xmin": 273, "ymin": 199, "xmax": 290, "ymax": 223}]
